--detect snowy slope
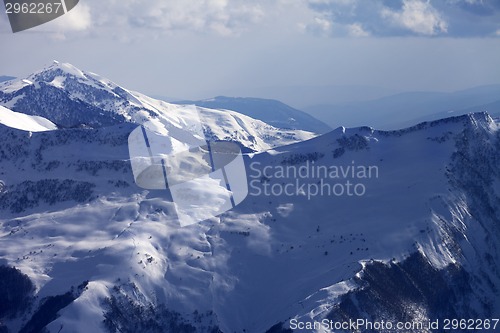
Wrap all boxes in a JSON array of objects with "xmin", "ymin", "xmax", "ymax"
[
  {"xmin": 0, "ymin": 76, "xmax": 15, "ymax": 83},
  {"xmin": 400, "ymin": 98, "xmax": 500, "ymax": 129},
  {"xmin": 173, "ymin": 96, "xmax": 332, "ymax": 134},
  {"xmin": 0, "ymin": 62, "xmax": 314, "ymax": 153},
  {"xmin": 0, "ymin": 107, "xmax": 499, "ymax": 333},
  {"xmin": 0, "ymin": 105, "xmax": 56, "ymax": 132}
]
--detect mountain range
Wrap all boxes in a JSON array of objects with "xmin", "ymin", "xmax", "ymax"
[
  {"xmin": 0, "ymin": 62, "xmax": 315, "ymax": 153},
  {"xmin": 0, "ymin": 62, "xmax": 499, "ymax": 333},
  {"xmin": 172, "ymin": 96, "xmax": 332, "ymax": 134},
  {"xmin": 304, "ymin": 84, "xmax": 500, "ymax": 130},
  {"xmin": 0, "ymin": 76, "xmax": 15, "ymax": 84}
]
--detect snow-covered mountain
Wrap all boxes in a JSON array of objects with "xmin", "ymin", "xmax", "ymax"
[
  {"xmin": 0, "ymin": 64, "xmax": 499, "ymax": 333},
  {"xmin": 0, "ymin": 76, "xmax": 15, "ymax": 84},
  {"xmin": 305, "ymin": 84, "xmax": 500, "ymax": 130},
  {"xmin": 0, "ymin": 62, "xmax": 315, "ymax": 153},
  {"xmin": 172, "ymin": 96, "xmax": 332, "ymax": 134},
  {"xmin": 0, "ymin": 105, "xmax": 56, "ymax": 132}
]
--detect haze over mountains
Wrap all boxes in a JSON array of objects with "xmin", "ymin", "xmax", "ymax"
[
  {"xmin": 2, "ymin": 67, "xmax": 499, "ymax": 133},
  {"xmin": 0, "ymin": 76, "xmax": 15, "ymax": 83},
  {"xmin": 0, "ymin": 62, "xmax": 499, "ymax": 333},
  {"xmin": 159, "ymin": 83, "xmax": 500, "ymax": 132},
  {"xmin": 213, "ymin": 84, "xmax": 401, "ymax": 109},
  {"xmin": 304, "ymin": 84, "xmax": 500, "ymax": 130}
]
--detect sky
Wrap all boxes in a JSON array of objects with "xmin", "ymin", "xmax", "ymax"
[{"xmin": 1, "ymin": 0, "xmax": 500, "ymax": 107}]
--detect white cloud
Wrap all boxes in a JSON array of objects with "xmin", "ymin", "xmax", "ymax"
[
  {"xmin": 302, "ymin": 0, "xmax": 500, "ymax": 37},
  {"xmin": 90, "ymin": 0, "xmax": 266, "ymax": 37},
  {"xmin": 348, "ymin": 23, "xmax": 369, "ymax": 37},
  {"xmin": 316, "ymin": 17, "xmax": 333, "ymax": 31},
  {"xmin": 447, "ymin": 0, "xmax": 484, "ymax": 4},
  {"xmin": 6, "ymin": 0, "xmax": 495, "ymax": 40},
  {"xmin": 381, "ymin": 0, "xmax": 448, "ymax": 35},
  {"xmin": 21, "ymin": 0, "xmax": 268, "ymax": 38},
  {"xmin": 308, "ymin": 0, "xmax": 356, "ymax": 5},
  {"xmin": 18, "ymin": 3, "xmax": 92, "ymax": 39},
  {"xmin": 52, "ymin": 3, "xmax": 92, "ymax": 32}
]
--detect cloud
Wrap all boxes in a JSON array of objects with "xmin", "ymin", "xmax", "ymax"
[
  {"xmin": 303, "ymin": 0, "xmax": 500, "ymax": 37},
  {"xmin": 299, "ymin": 16, "xmax": 332, "ymax": 36},
  {"xmin": 5, "ymin": 0, "xmax": 499, "ymax": 39},
  {"xmin": 381, "ymin": 0, "xmax": 447, "ymax": 35},
  {"xmin": 51, "ymin": 3, "xmax": 92, "ymax": 32},
  {"xmin": 347, "ymin": 23, "xmax": 370, "ymax": 37},
  {"xmin": 117, "ymin": 0, "xmax": 265, "ymax": 36},
  {"xmin": 79, "ymin": 0, "xmax": 266, "ymax": 37}
]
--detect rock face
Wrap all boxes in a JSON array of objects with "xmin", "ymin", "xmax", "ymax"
[{"xmin": 0, "ymin": 63, "xmax": 499, "ymax": 333}]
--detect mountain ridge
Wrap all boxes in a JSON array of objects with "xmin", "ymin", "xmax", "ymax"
[
  {"xmin": 0, "ymin": 64, "xmax": 499, "ymax": 333},
  {"xmin": 0, "ymin": 61, "xmax": 315, "ymax": 153},
  {"xmin": 172, "ymin": 96, "xmax": 332, "ymax": 134},
  {"xmin": 0, "ymin": 76, "xmax": 15, "ymax": 83}
]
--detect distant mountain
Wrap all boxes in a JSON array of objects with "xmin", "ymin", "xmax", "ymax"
[
  {"xmin": 172, "ymin": 96, "xmax": 332, "ymax": 134},
  {"xmin": 304, "ymin": 84, "xmax": 500, "ymax": 129},
  {"xmin": 400, "ymin": 98, "xmax": 500, "ymax": 128},
  {"xmin": 230, "ymin": 84, "xmax": 402, "ymax": 109},
  {"xmin": 461, "ymin": 99, "xmax": 500, "ymax": 118},
  {"xmin": 0, "ymin": 76, "xmax": 15, "ymax": 83}
]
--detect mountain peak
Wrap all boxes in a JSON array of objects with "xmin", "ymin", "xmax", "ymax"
[
  {"xmin": 30, "ymin": 61, "xmax": 88, "ymax": 82},
  {"xmin": 0, "ymin": 63, "xmax": 315, "ymax": 150}
]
